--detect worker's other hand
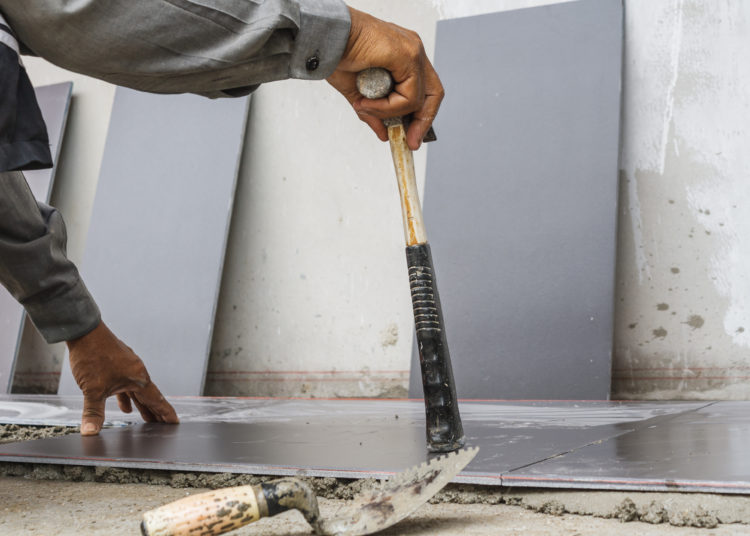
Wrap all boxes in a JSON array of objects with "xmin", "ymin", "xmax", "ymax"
[
  {"xmin": 327, "ymin": 7, "xmax": 444, "ymax": 150},
  {"xmin": 66, "ymin": 322, "xmax": 179, "ymax": 436}
]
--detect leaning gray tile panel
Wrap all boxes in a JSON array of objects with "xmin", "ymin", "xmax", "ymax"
[
  {"xmin": 409, "ymin": 0, "xmax": 623, "ymax": 400},
  {"xmin": 506, "ymin": 402, "xmax": 750, "ymax": 493},
  {"xmin": 0, "ymin": 83, "xmax": 73, "ymax": 393},
  {"xmin": 1, "ymin": 397, "xmax": 716, "ymax": 488},
  {"xmin": 0, "ymin": 278, "xmax": 20, "ymax": 392},
  {"xmin": 57, "ymin": 89, "xmax": 249, "ymax": 396}
]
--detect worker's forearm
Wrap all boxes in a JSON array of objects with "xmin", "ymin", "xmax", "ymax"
[
  {"xmin": 0, "ymin": 0, "xmax": 351, "ymax": 98},
  {"xmin": 0, "ymin": 171, "xmax": 101, "ymax": 343}
]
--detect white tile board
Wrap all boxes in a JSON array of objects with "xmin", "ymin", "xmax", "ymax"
[
  {"xmin": 58, "ymin": 88, "xmax": 249, "ymax": 396},
  {"xmin": 409, "ymin": 0, "xmax": 623, "ymax": 399},
  {"xmin": 1, "ymin": 82, "xmax": 72, "ymax": 393}
]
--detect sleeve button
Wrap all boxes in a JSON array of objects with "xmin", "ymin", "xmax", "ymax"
[{"xmin": 306, "ymin": 55, "xmax": 320, "ymax": 72}]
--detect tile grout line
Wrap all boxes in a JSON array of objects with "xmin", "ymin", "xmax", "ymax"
[{"xmin": 499, "ymin": 401, "xmax": 719, "ymax": 486}]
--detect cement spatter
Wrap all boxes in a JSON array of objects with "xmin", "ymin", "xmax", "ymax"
[
  {"xmin": 0, "ymin": 424, "xmax": 78, "ymax": 444},
  {"xmin": 685, "ymin": 315, "xmax": 705, "ymax": 329},
  {"xmin": 652, "ymin": 327, "xmax": 668, "ymax": 339}
]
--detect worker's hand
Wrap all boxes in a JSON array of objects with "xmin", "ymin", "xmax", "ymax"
[
  {"xmin": 66, "ymin": 321, "xmax": 179, "ymax": 436},
  {"xmin": 327, "ymin": 7, "xmax": 444, "ymax": 150}
]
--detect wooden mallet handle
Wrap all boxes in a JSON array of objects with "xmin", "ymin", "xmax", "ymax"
[{"xmin": 357, "ymin": 68, "xmax": 427, "ymax": 247}]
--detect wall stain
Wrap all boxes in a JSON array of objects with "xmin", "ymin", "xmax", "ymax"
[
  {"xmin": 652, "ymin": 327, "xmax": 668, "ymax": 339},
  {"xmin": 684, "ymin": 315, "xmax": 705, "ymax": 329},
  {"xmin": 380, "ymin": 323, "xmax": 399, "ymax": 348},
  {"xmin": 657, "ymin": 303, "xmax": 670, "ymax": 311},
  {"xmin": 670, "ymin": 267, "xmax": 681, "ymax": 274}
]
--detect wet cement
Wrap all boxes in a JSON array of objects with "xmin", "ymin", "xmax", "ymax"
[
  {"xmin": 3, "ymin": 425, "xmax": 750, "ymax": 530},
  {"xmin": 0, "ymin": 423, "xmax": 78, "ymax": 444}
]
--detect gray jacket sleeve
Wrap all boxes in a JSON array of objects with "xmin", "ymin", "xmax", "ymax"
[
  {"xmin": 0, "ymin": 0, "xmax": 351, "ymax": 98},
  {"xmin": 0, "ymin": 171, "xmax": 101, "ymax": 343},
  {"xmin": 0, "ymin": 0, "xmax": 350, "ymax": 344}
]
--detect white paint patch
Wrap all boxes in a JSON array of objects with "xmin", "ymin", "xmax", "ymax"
[
  {"xmin": 618, "ymin": 1, "xmax": 692, "ymax": 287},
  {"xmin": 620, "ymin": 1, "xmax": 690, "ymax": 178},
  {"xmin": 677, "ymin": 2, "xmax": 750, "ymax": 348},
  {"xmin": 659, "ymin": 0, "xmax": 684, "ymax": 175},
  {"xmin": 627, "ymin": 173, "xmax": 650, "ymax": 285}
]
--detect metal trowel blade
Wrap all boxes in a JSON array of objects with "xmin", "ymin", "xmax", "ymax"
[{"xmin": 318, "ymin": 446, "xmax": 479, "ymax": 536}]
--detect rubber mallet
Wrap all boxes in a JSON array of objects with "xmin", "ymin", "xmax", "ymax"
[{"xmin": 357, "ymin": 68, "xmax": 465, "ymax": 452}]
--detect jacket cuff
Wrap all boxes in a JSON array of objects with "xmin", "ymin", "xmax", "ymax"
[
  {"xmin": 289, "ymin": 0, "xmax": 351, "ymax": 80},
  {"xmin": 24, "ymin": 277, "xmax": 101, "ymax": 343}
]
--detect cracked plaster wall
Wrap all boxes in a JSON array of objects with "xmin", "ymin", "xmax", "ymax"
[{"xmin": 16, "ymin": 0, "xmax": 750, "ymax": 400}]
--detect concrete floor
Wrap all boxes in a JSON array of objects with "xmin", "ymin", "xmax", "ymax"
[
  {"xmin": 2, "ymin": 476, "xmax": 750, "ymax": 536},
  {"xmin": 3, "ymin": 475, "xmax": 750, "ymax": 535}
]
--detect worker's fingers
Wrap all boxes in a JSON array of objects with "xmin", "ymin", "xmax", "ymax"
[
  {"xmin": 356, "ymin": 62, "xmax": 426, "ymax": 120},
  {"xmin": 117, "ymin": 392, "xmax": 133, "ymax": 414},
  {"xmin": 81, "ymin": 394, "xmax": 106, "ymax": 436},
  {"xmin": 67, "ymin": 321, "xmax": 180, "ymax": 430},
  {"xmin": 328, "ymin": 7, "xmax": 442, "ymax": 145},
  {"xmin": 358, "ymin": 112, "xmax": 389, "ymax": 141},
  {"xmin": 355, "ymin": 89, "xmax": 417, "ymax": 121},
  {"xmin": 407, "ymin": 62, "xmax": 443, "ymax": 150},
  {"xmin": 131, "ymin": 393, "xmax": 158, "ymax": 423},
  {"xmin": 134, "ymin": 383, "xmax": 179, "ymax": 425}
]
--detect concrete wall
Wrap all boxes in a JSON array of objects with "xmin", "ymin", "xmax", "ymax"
[
  {"xmin": 17, "ymin": 0, "xmax": 750, "ymax": 400},
  {"xmin": 613, "ymin": 0, "xmax": 750, "ymax": 400}
]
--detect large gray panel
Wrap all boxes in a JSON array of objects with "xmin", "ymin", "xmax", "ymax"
[
  {"xmin": 409, "ymin": 0, "xmax": 623, "ymax": 400},
  {"xmin": 58, "ymin": 88, "xmax": 248, "ymax": 395},
  {"xmin": 0, "ymin": 83, "xmax": 72, "ymax": 393}
]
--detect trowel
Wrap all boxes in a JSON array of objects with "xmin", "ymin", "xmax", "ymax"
[{"xmin": 141, "ymin": 446, "xmax": 478, "ymax": 536}]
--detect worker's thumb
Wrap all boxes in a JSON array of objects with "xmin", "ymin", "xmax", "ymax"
[{"xmin": 81, "ymin": 396, "xmax": 106, "ymax": 436}]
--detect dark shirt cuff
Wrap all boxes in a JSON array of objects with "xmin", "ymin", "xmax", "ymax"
[{"xmin": 0, "ymin": 140, "xmax": 53, "ymax": 172}]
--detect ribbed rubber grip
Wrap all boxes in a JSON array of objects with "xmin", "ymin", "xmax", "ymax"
[{"xmin": 406, "ymin": 244, "xmax": 465, "ymax": 452}]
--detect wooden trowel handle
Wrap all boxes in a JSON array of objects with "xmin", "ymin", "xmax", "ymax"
[{"xmin": 141, "ymin": 479, "xmax": 321, "ymax": 536}]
